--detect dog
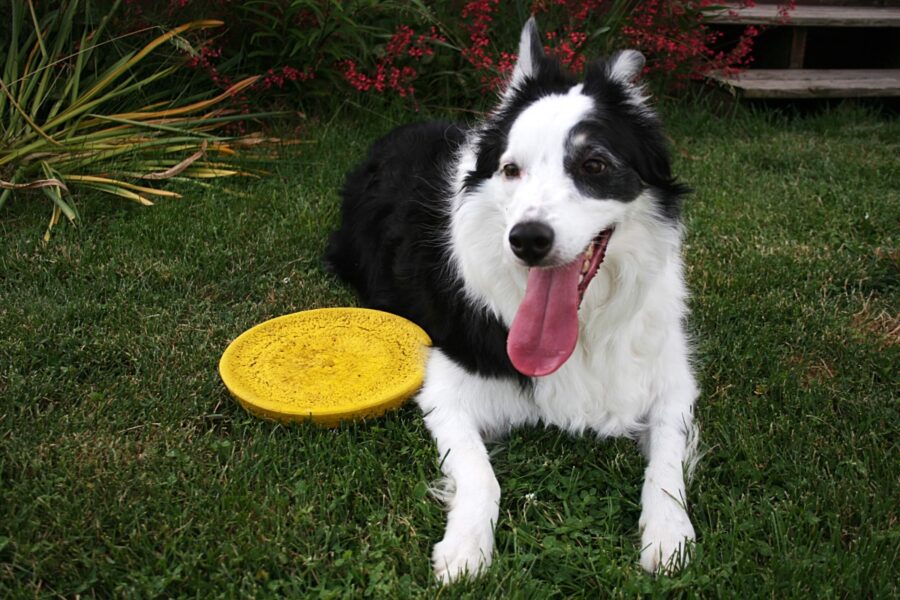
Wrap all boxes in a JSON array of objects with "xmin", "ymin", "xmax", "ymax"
[{"xmin": 325, "ymin": 18, "xmax": 698, "ymax": 583}]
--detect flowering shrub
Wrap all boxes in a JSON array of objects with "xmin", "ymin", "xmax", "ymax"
[
  {"xmin": 445, "ymin": 0, "xmax": 791, "ymax": 89},
  {"xmin": 622, "ymin": 0, "xmax": 773, "ymax": 80},
  {"xmin": 114, "ymin": 0, "xmax": 794, "ymax": 108},
  {"xmin": 340, "ymin": 25, "xmax": 446, "ymax": 98}
]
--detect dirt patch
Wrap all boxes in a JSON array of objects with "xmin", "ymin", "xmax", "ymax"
[
  {"xmin": 788, "ymin": 354, "xmax": 837, "ymax": 390},
  {"xmin": 852, "ymin": 299, "xmax": 899, "ymax": 348}
]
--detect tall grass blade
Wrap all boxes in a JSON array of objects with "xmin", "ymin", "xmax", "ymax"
[
  {"xmin": 0, "ymin": 1, "xmax": 23, "ymax": 125},
  {"xmin": 65, "ymin": 20, "xmax": 224, "ymax": 116},
  {"xmin": 30, "ymin": 0, "xmax": 78, "ymax": 119},
  {"xmin": 0, "ymin": 176, "xmax": 68, "ymax": 192},
  {"xmin": 65, "ymin": 175, "xmax": 181, "ymax": 198},
  {"xmin": 139, "ymin": 143, "xmax": 207, "ymax": 180},
  {"xmin": 0, "ymin": 78, "xmax": 61, "ymax": 145},
  {"xmin": 26, "ymin": 0, "xmax": 49, "ymax": 60},
  {"xmin": 43, "ymin": 204, "xmax": 61, "ymax": 242},
  {"xmin": 88, "ymin": 114, "xmax": 218, "ymax": 138},
  {"xmin": 73, "ymin": 181, "xmax": 154, "ymax": 205},
  {"xmin": 109, "ymin": 76, "xmax": 260, "ymax": 121}
]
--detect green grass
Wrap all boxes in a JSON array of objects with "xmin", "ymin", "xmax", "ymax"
[{"xmin": 1, "ymin": 103, "xmax": 897, "ymax": 598}]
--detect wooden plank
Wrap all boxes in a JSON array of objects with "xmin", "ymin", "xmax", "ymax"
[
  {"xmin": 707, "ymin": 69, "xmax": 900, "ymax": 98},
  {"xmin": 707, "ymin": 4, "xmax": 900, "ymax": 27},
  {"xmin": 789, "ymin": 27, "xmax": 808, "ymax": 69}
]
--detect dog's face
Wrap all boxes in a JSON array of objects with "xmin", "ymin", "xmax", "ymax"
[
  {"xmin": 460, "ymin": 19, "xmax": 686, "ymax": 376},
  {"xmin": 464, "ymin": 20, "xmax": 683, "ymax": 270},
  {"xmin": 497, "ymin": 90, "xmax": 636, "ymax": 268}
]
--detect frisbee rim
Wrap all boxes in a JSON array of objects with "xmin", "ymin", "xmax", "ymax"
[{"xmin": 219, "ymin": 307, "xmax": 431, "ymax": 425}]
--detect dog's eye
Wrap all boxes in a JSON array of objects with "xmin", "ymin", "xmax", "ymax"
[
  {"xmin": 581, "ymin": 158, "xmax": 607, "ymax": 174},
  {"xmin": 501, "ymin": 163, "xmax": 521, "ymax": 179}
]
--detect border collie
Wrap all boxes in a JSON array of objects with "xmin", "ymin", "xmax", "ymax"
[{"xmin": 325, "ymin": 18, "xmax": 698, "ymax": 583}]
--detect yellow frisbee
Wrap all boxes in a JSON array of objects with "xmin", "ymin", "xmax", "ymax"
[{"xmin": 219, "ymin": 308, "xmax": 431, "ymax": 427}]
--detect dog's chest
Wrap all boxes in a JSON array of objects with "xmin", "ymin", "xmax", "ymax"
[{"xmin": 528, "ymin": 321, "xmax": 662, "ymax": 435}]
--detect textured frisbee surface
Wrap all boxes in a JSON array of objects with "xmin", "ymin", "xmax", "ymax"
[{"xmin": 219, "ymin": 308, "xmax": 431, "ymax": 427}]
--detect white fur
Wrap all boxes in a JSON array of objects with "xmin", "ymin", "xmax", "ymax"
[
  {"xmin": 417, "ymin": 34, "xmax": 698, "ymax": 584},
  {"xmin": 508, "ymin": 17, "xmax": 538, "ymax": 92},
  {"xmin": 609, "ymin": 49, "xmax": 646, "ymax": 83},
  {"xmin": 610, "ymin": 50, "xmax": 652, "ymax": 111}
]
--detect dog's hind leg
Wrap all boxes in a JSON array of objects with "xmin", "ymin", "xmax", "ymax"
[
  {"xmin": 416, "ymin": 350, "xmax": 530, "ymax": 583},
  {"xmin": 637, "ymin": 375, "xmax": 699, "ymax": 574}
]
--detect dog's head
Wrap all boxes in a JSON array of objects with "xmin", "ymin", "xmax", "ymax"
[{"xmin": 462, "ymin": 19, "xmax": 687, "ymax": 377}]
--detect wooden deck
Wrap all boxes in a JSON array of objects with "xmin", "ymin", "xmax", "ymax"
[
  {"xmin": 707, "ymin": 4, "xmax": 900, "ymax": 27},
  {"xmin": 708, "ymin": 69, "xmax": 900, "ymax": 98}
]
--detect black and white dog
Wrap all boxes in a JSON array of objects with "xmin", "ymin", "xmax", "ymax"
[{"xmin": 326, "ymin": 18, "xmax": 698, "ymax": 583}]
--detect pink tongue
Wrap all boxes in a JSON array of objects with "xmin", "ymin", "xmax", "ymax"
[{"xmin": 507, "ymin": 260, "xmax": 582, "ymax": 377}]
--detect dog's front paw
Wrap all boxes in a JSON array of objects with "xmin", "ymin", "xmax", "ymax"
[
  {"xmin": 432, "ymin": 529, "xmax": 493, "ymax": 584},
  {"xmin": 639, "ymin": 509, "xmax": 695, "ymax": 574}
]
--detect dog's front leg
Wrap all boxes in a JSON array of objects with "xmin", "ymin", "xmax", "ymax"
[
  {"xmin": 638, "ymin": 385, "xmax": 698, "ymax": 574},
  {"xmin": 417, "ymin": 351, "xmax": 502, "ymax": 583}
]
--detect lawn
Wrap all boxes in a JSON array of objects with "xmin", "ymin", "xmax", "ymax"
[{"xmin": 1, "ymin": 103, "xmax": 897, "ymax": 598}]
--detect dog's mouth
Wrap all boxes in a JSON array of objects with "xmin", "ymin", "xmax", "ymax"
[
  {"xmin": 507, "ymin": 228, "xmax": 614, "ymax": 377},
  {"xmin": 577, "ymin": 229, "xmax": 613, "ymax": 306}
]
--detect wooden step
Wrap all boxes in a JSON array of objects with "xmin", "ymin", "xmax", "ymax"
[
  {"xmin": 708, "ymin": 69, "xmax": 900, "ymax": 98},
  {"xmin": 707, "ymin": 4, "xmax": 900, "ymax": 27}
]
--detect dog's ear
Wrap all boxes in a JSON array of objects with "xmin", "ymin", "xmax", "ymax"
[
  {"xmin": 608, "ymin": 50, "xmax": 646, "ymax": 83},
  {"xmin": 508, "ymin": 17, "xmax": 544, "ymax": 91}
]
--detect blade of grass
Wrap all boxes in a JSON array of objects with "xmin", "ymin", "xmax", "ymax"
[
  {"xmin": 17, "ymin": 34, "xmax": 45, "ymax": 116},
  {"xmin": 76, "ymin": 0, "xmax": 122, "ymax": 67},
  {"xmin": 32, "ymin": 51, "xmax": 138, "ymax": 136},
  {"xmin": 0, "ymin": 77, "xmax": 61, "ymax": 145},
  {"xmin": 52, "ymin": 67, "xmax": 181, "ymax": 140},
  {"xmin": 108, "ymin": 76, "xmax": 260, "ymax": 121},
  {"xmin": 26, "ymin": 0, "xmax": 50, "ymax": 60},
  {"xmin": 138, "ymin": 142, "xmax": 206, "ymax": 180},
  {"xmin": 65, "ymin": 174, "xmax": 181, "ymax": 198},
  {"xmin": 75, "ymin": 109, "xmax": 281, "ymax": 133},
  {"xmin": 87, "ymin": 114, "xmax": 219, "ymax": 138},
  {"xmin": 54, "ymin": 19, "xmax": 224, "ymax": 123},
  {"xmin": 0, "ymin": 187, "xmax": 11, "ymax": 211},
  {"xmin": 29, "ymin": 0, "xmax": 78, "ymax": 119},
  {"xmin": 40, "ymin": 162, "xmax": 77, "ymax": 222},
  {"xmin": 42, "ymin": 203, "xmax": 61, "ymax": 242},
  {"xmin": 51, "ymin": 138, "xmax": 223, "ymax": 171},
  {"xmin": 2, "ymin": 132, "xmax": 207, "ymax": 170},
  {"xmin": 0, "ymin": 175, "xmax": 69, "ymax": 192},
  {"xmin": 164, "ymin": 175, "xmax": 252, "ymax": 196},
  {"xmin": 182, "ymin": 166, "xmax": 245, "ymax": 178},
  {"xmin": 0, "ymin": 1, "xmax": 23, "ymax": 125},
  {"xmin": 72, "ymin": 181, "xmax": 153, "ymax": 205},
  {"xmin": 0, "ymin": 167, "xmax": 24, "ymax": 210},
  {"xmin": 66, "ymin": 29, "xmax": 88, "ymax": 112}
]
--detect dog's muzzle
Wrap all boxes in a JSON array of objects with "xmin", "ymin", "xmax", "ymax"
[{"xmin": 509, "ymin": 221, "xmax": 554, "ymax": 266}]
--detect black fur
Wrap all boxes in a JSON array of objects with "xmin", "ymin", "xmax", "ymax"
[
  {"xmin": 325, "ymin": 121, "xmax": 529, "ymax": 384},
  {"xmin": 463, "ymin": 51, "xmax": 686, "ymax": 220},
  {"xmin": 581, "ymin": 57, "xmax": 689, "ymax": 220},
  {"xmin": 463, "ymin": 54, "xmax": 578, "ymax": 195},
  {"xmin": 564, "ymin": 125, "xmax": 644, "ymax": 203}
]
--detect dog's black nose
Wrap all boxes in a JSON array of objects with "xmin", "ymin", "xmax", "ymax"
[{"xmin": 509, "ymin": 221, "xmax": 554, "ymax": 265}]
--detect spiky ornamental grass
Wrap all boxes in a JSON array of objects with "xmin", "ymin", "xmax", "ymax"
[{"xmin": 0, "ymin": 0, "xmax": 273, "ymax": 241}]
